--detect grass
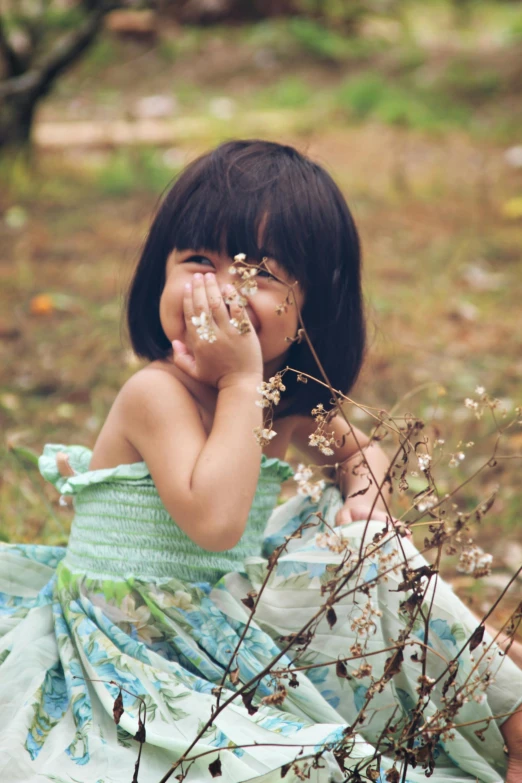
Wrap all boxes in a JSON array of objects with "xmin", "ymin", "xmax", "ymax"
[
  {"xmin": 96, "ymin": 148, "xmax": 178, "ymax": 197},
  {"xmin": 33, "ymin": 1, "xmax": 522, "ymax": 143}
]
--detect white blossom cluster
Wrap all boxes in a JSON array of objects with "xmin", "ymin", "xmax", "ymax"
[
  {"xmin": 316, "ymin": 531, "xmax": 350, "ymax": 554},
  {"xmin": 228, "ymin": 252, "xmax": 259, "ymax": 303},
  {"xmin": 256, "ymin": 374, "xmax": 286, "ymax": 408},
  {"xmin": 350, "ymin": 599, "xmax": 383, "ymax": 637},
  {"xmin": 351, "ymin": 661, "xmax": 373, "ymax": 679},
  {"xmin": 294, "ymin": 463, "xmax": 326, "ymax": 504},
  {"xmin": 253, "ymin": 427, "xmax": 277, "ymax": 447},
  {"xmin": 416, "ymin": 493, "xmax": 438, "ymax": 513},
  {"xmin": 457, "ymin": 544, "xmax": 493, "ymax": 578},
  {"xmin": 417, "ymin": 452, "xmax": 432, "ymax": 472},
  {"xmin": 191, "ymin": 311, "xmax": 217, "ymax": 343},
  {"xmin": 448, "ymin": 451, "xmax": 466, "ymax": 467},
  {"xmin": 229, "ymin": 316, "xmax": 251, "ymax": 335},
  {"xmin": 308, "ymin": 404, "xmax": 336, "ymax": 456},
  {"xmin": 464, "ymin": 386, "xmax": 508, "ymax": 421}
]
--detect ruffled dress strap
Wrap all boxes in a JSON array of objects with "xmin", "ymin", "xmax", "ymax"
[
  {"xmin": 38, "ymin": 445, "xmax": 293, "ymax": 497},
  {"xmin": 260, "ymin": 454, "xmax": 293, "ymax": 483},
  {"xmin": 38, "ymin": 444, "xmax": 151, "ymax": 496}
]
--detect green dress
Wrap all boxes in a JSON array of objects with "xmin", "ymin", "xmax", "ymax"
[{"xmin": 0, "ymin": 444, "xmax": 520, "ymax": 783}]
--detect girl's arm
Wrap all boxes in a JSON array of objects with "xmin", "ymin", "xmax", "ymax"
[
  {"xmin": 290, "ymin": 413, "xmax": 392, "ymax": 524},
  {"xmin": 118, "ymin": 275, "xmax": 264, "ymax": 552},
  {"xmin": 502, "ymin": 708, "xmax": 522, "ymax": 783}
]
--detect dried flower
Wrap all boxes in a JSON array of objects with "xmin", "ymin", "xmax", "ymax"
[
  {"xmin": 309, "ymin": 404, "xmax": 336, "ymax": 455},
  {"xmin": 191, "ymin": 311, "xmax": 217, "ymax": 343},
  {"xmin": 417, "ymin": 453, "xmax": 432, "ymax": 472},
  {"xmin": 352, "ymin": 662, "xmax": 372, "ymax": 679},
  {"xmin": 416, "ymin": 674, "xmax": 435, "ymax": 696},
  {"xmin": 350, "ymin": 599, "xmax": 383, "ymax": 637},
  {"xmin": 261, "ymin": 684, "xmax": 287, "ymax": 706},
  {"xmin": 416, "ymin": 493, "xmax": 437, "ymax": 513},
  {"xmin": 293, "ymin": 463, "xmax": 326, "ymax": 502},
  {"xmin": 316, "ymin": 532, "xmax": 351, "ymax": 554},
  {"xmin": 256, "ymin": 374, "xmax": 286, "ymax": 408},
  {"xmin": 309, "ymin": 432, "xmax": 335, "ymax": 456},
  {"xmin": 253, "ymin": 427, "xmax": 277, "ymax": 446},
  {"xmin": 229, "ymin": 317, "xmax": 251, "ymax": 335},
  {"xmin": 457, "ymin": 545, "xmax": 493, "ymax": 578},
  {"xmin": 449, "ymin": 452, "xmax": 466, "ymax": 467}
]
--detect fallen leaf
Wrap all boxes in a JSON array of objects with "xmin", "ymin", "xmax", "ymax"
[
  {"xmin": 208, "ymin": 757, "xmax": 222, "ymax": 777},
  {"xmin": 113, "ymin": 690, "xmax": 124, "ymax": 724},
  {"xmin": 30, "ymin": 294, "xmax": 55, "ymax": 316}
]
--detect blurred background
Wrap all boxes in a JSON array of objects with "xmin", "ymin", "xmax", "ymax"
[{"xmin": 1, "ymin": 0, "xmax": 521, "ymax": 629}]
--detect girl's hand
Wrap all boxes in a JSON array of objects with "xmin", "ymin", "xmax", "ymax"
[
  {"xmin": 172, "ymin": 273, "xmax": 263, "ymax": 389},
  {"xmin": 335, "ymin": 503, "xmax": 412, "ymax": 537}
]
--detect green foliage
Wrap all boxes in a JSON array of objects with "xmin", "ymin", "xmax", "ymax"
[
  {"xmin": 286, "ymin": 18, "xmax": 351, "ymax": 62},
  {"xmin": 157, "ymin": 38, "xmax": 178, "ymax": 64},
  {"xmin": 96, "ymin": 148, "xmax": 176, "ymax": 197},
  {"xmin": 41, "ymin": 6, "xmax": 85, "ymax": 31},
  {"xmin": 83, "ymin": 39, "xmax": 118, "ymax": 72},
  {"xmin": 294, "ymin": 0, "xmax": 400, "ymax": 28},
  {"xmin": 336, "ymin": 73, "xmax": 470, "ymax": 131},
  {"xmin": 244, "ymin": 18, "xmax": 382, "ymax": 64},
  {"xmin": 10, "ymin": 447, "xmax": 39, "ymax": 468},
  {"xmin": 257, "ymin": 77, "xmax": 312, "ymax": 109},
  {"xmin": 441, "ymin": 60, "xmax": 501, "ymax": 101},
  {"xmin": 2, "ymin": 5, "xmax": 84, "ymax": 33},
  {"xmin": 157, "ymin": 28, "xmax": 206, "ymax": 62},
  {"xmin": 507, "ymin": 14, "xmax": 522, "ymax": 43}
]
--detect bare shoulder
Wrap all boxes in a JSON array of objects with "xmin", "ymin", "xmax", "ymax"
[
  {"xmin": 116, "ymin": 364, "xmax": 202, "ymax": 439},
  {"xmin": 90, "ymin": 364, "xmax": 200, "ymax": 469},
  {"xmin": 118, "ymin": 363, "xmax": 194, "ymax": 412}
]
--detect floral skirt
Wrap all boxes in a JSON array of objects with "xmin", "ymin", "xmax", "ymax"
[{"xmin": 0, "ymin": 487, "xmax": 520, "ymax": 783}]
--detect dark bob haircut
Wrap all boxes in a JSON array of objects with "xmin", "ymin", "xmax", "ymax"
[{"xmin": 127, "ymin": 139, "xmax": 365, "ymax": 418}]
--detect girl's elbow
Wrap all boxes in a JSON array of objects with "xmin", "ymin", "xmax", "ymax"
[{"xmin": 191, "ymin": 517, "xmax": 246, "ymax": 553}]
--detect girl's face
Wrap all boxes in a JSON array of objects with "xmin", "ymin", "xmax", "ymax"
[{"xmin": 159, "ymin": 248, "xmax": 305, "ymax": 377}]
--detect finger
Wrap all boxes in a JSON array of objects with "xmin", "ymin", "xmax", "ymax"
[
  {"xmin": 225, "ymin": 285, "xmax": 251, "ymax": 327},
  {"xmin": 172, "ymin": 340, "xmax": 197, "ymax": 377},
  {"xmin": 183, "ymin": 282, "xmax": 195, "ymax": 324},
  {"xmin": 191, "ymin": 273, "xmax": 209, "ymax": 317},
  {"xmin": 204, "ymin": 273, "xmax": 227, "ymax": 327}
]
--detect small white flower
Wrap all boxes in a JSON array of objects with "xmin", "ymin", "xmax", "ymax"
[
  {"xmin": 294, "ymin": 463, "xmax": 313, "ymax": 483},
  {"xmin": 253, "ymin": 427, "xmax": 277, "ymax": 446},
  {"xmin": 417, "ymin": 494, "xmax": 437, "ymax": 513},
  {"xmin": 475, "ymin": 386, "xmax": 485, "ymax": 395},
  {"xmin": 417, "ymin": 453, "xmax": 431, "ymax": 472},
  {"xmin": 191, "ymin": 311, "xmax": 217, "ymax": 343}
]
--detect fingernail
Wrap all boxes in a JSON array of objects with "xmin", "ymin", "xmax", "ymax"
[
  {"xmin": 194, "ymin": 273, "xmax": 202, "ymax": 281},
  {"xmin": 185, "ymin": 283, "xmax": 191, "ymax": 290},
  {"xmin": 205, "ymin": 272, "xmax": 215, "ymax": 279}
]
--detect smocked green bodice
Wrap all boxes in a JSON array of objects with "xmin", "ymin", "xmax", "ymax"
[{"xmin": 39, "ymin": 444, "xmax": 293, "ymax": 583}]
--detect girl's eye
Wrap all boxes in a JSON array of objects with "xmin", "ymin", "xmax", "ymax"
[
  {"xmin": 257, "ymin": 268, "xmax": 277, "ymax": 280},
  {"xmin": 185, "ymin": 255, "xmax": 214, "ymax": 268}
]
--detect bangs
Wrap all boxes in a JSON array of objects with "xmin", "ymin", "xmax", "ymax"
[
  {"xmin": 164, "ymin": 142, "xmax": 315, "ymax": 288},
  {"xmin": 127, "ymin": 139, "xmax": 364, "ymax": 411}
]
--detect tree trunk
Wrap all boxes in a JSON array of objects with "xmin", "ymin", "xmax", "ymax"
[
  {"xmin": 0, "ymin": 92, "xmax": 37, "ymax": 148},
  {"xmin": 0, "ymin": 1, "xmax": 119, "ymax": 152}
]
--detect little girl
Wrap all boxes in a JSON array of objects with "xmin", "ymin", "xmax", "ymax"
[{"xmin": 1, "ymin": 140, "xmax": 521, "ymax": 783}]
